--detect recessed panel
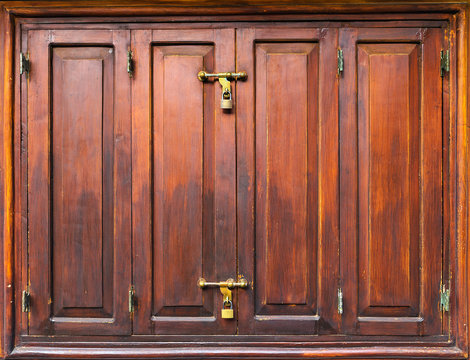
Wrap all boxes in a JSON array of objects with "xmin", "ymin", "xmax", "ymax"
[
  {"xmin": 152, "ymin": 45, "xmax": 215, "ymax": 317},
  {"xmin": 255, "ymin": 42, "xmax": 318, "ymax": 316},
  {"xmin": 357, "ymin": 43, "xmax": 420, "ymax": 317},
  {"xmin": 51, "ymin": 47, "xmax": 114, "ymax": 318}
]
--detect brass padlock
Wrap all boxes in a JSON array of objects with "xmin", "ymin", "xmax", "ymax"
[
  {"xmin": 221, "ymin": 90, "xmax": 233, "ymax": 110},
  {"xmin": 221, "ymin": 300, "xmax": 234, "ymax": 319}
]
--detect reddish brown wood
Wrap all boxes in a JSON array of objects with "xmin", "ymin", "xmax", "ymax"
[
  {"xmin": 0, "ymin": 2, "xmax": 466, "ymax": 360},
  {"xmin": 131, "ymin": 28, "xmax": 152, "ymax": 335},
  {"xmin": 7, "ymin": 344, "xmax": 467, "ymax": 359},
  {"xmin": 27, "ymin": 29, "xmax": 131, "ymax": 335},
  {"xmin": 455, "ymin": 8, "xmax": 468, "ymax": 355},
  {"xmin": 1, "ymin": 5, "xmax": 14, "ymax": 358},
  {"xmin": 357, "ymin": 43, "xmax": 420, "ymax": 317},
  {"xmin": 52, "ymin": 46, "xmax": 112, "ymax": 319},
  {"xmin": 237, "ymin": 27, "xmax": 339, "ymax": 335},
  {"xmin": 341, "ymin": 27, "xmax": 444, "ymax": 336},
  {"xmin": 256, "ymin": 41, "xmax": 318, "ymax": 311},
  {"xmin": 132, "ymin": 28, "xmax": 236, "ymax": 335},
  {"xmin": 0, "ymin": 1, "xmax": 466, "ymax": 18}
]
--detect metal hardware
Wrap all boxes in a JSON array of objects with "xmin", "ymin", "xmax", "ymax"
[
  {"xmin": 337, "ymin": 49, "xmax": 344, "ymax": 75},
  {"xmin": 197, "ymin": 277, "xmax": 248, "ymax": 289},
  {"xmin": 197, "ymin": 71, "xmax": 247, "ymax": 110},
  {"xmin": 197, "ymin": 71, "xmax": 247, "ymax": 81},
  {"xmin": 220, "ymin": 92, "xmax": 233, "ymax": 109},
  {"xmin": 221, "ymin": 300, "xmax": 234, "ymax": 319},
  {"xmin": 219, "ymin": 285, "xmax": 233, "ymax": 320},
  {"xmin": 440, "ymin": 284, "xmax": 450, "ymax": 312},
  {"xmin": 127, "ymin": 50, "xmax": 134, "ymax": 78},
  {"xmin": 20, "ymin": 52, "xmax": 30, "ymax": 76},
  {"xmin": 128, "ymin": 285, "xmax": 135, "ymax": 313},
  {"xmin": 337, "ymin": 288, "xmax": 343, "ymax": 315},
  {"xmin": 198, "ymin": 277, "xmax": 247, "ymax": 320},
  {"xmin": 22, "ymin": 289, "xmax": 30, "ymax": 313},
  {"xmin": 219, "ymin": 76, "xmax": 233, "ymax": 109},
  {"xmin": 440, "ymin": 50, "xmax": 449, "ymax": 77}
]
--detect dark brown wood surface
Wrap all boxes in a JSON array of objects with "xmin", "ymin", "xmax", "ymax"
[
  {"xmin": 51, "ymin": 46, "xmax": 113, "ymax": 319},
  {"xmin": 0, "ymin": 2, "xmax": 467, "ymax": 359},
  {"xmin": 237, "ymin": 26, "xmax": 340, "ymax": 335},
  {"xmin": 132, "ymin": 28, "xmax": 237, "ymax": 335},
  {"xmin": 26, "ymin": 30, "xmax": 132, "ymax": 335},
  {"xmin": 341, "ymin": 27, "xmax": 445, "ymax": 336}
]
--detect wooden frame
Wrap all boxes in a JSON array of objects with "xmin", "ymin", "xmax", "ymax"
[{"xmin": 0, "ymin": 1, "xmax": 468, "ymax": 359}]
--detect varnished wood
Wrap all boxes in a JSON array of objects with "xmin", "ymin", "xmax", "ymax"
[
  {"xmin": 342, "ymin": 26, "xmax": 445, "ymax": 336},
  {"xmin": 132, "ymin": 28, "xmax": 237, "ymax": 335},
  {"xmin": 0, "ymin": 2, "xmax": 468, "ymax": 360},
  {"xmin": 7, "ymin": 344, "xmax": 467, "ymax": 359},
  {"xmin": 26, "ymin": 29, "xmax": 132, "ymax": 335},
  {"xmin": 237, "ymin": 27, "xmax": 340, "ymax": 335},
  {"xmin": 357, "ymin": 42, "xmax": 420, "ymax": 318}
]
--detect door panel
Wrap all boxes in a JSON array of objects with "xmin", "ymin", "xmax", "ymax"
[
  {"xmin": 237, "ymin": 27, "xmax": 340, "ymax": 335},
  {"xmin": 132, "ymin": 29, "xmax": 237, "ymax": 335},
  {"xmin": 255, "ymin": 42, "xmax": 318, "ymax": 313},
  {"xmin": 52, "ymin": 47, "xmax": 114, "ymax": 318},
  {"xmin": 340, "ymin": 27, "xmax": 444, "ymax": 335},
  {"xmin": 153, "ymin": 44, "xmax": 213, "ymax": 314},
  {"xmin": 27, "ymin": 30, "xmax": 131, "ymax": 335},
  {"xmin": 358, "ymin": 43, "xmax": 420, "ymax": 317}
]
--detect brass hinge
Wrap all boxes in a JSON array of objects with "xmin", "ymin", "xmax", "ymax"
[
  {"xmin": 440, "ymin": 284, "xmax": 450, "ymax": 312},
  {"xmin": 337, "ymin": 288, "xmax": 343, "ymax": 315},
  {"xmin": 127, "ymin": 50, "xmax": 134, "ymax": 78},
  {"xmin": 128, "ymin": 285, "xmax": 135, "ymax": 313},
  {"xmin": 22, "ymin": 289, "xmax": 31, "ymax": 313},
  {"xmin": 337, "ymin": 49, "xmax": 344, "ymax": 75},
  {"xmin": 20, "ymin": 52, "xmax": 30, "ymax": 76},
  {"xmin": 440, "ymin": 50, "xmax": 449, "ymax": 77}
]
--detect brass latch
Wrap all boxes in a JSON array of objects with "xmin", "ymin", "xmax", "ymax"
[
  {"xmin": 197, "ymin": 71, "xmax": 247, "ymax": 110},
  {"xmin": 198, "ymin": 277, "xmax": 248, "ymax": 319},
  {"xmin": 197, "ymin": 278, "xmax": 248, "ymax": 289}
]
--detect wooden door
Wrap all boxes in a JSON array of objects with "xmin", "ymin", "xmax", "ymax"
[
  {"xmin": 339, "ymin": 27, "xmax": 446, "ymax": 335},
  {"xmin": 236, "ymin": 27, "xmax": 340, "ymax": 335},
  {"xmin": 131, "ymin": 28, "xmax": 237, "ymax": 335},
  {"xmin": 25, "ymin": 30, "xmax": 132, "ymax": 335}
]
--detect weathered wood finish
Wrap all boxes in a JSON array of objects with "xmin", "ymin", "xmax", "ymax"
[
  {"xmin": 340, "ymin": 27, "xmax": 445, "ymax": 336},
  {"xmin": 51, "ymin": 47, "xmax": 113, "ymax": 318},
  {"xmin": 26, "ymin": 30, "xmax": 132, "ymax": 335},
  {"xmin": 0, "ymin": 2, "xmax": 467, "ymax": 360},
  {"xmin": 237, "ymin": 27, "xmax": 340, "ymax": 335},
  {"xmin": 133, "ymin": 28, "xmax": 237, "ymax": 335}
]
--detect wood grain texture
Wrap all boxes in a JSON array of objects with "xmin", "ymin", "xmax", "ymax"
[
  {"xmin": 0, "ymin": 3, "xmax": 466, "ymax": 359},
  {"xmin": 51, "ymin": 47, "xmax": 112, "ymax": 317},
  {"xmin": 256, "ymin": 41, "xmax": 317, "ymax": 312},
  {"xmin": 27, "ymin": 30, "xmax": 131, "ymax": 336},
  {"xmin": 454, "ymin": 8, "xmax": 468, "ymax": 355},
  {"xmin": 131, "ymin": 28, "xmax": 153, "ymax": 335},
  {"xmin": 153, "ymin": 44, "xmax": 212, "ymax": 314},
  {"xmin": 1, "ymin": 5, "xmax": 14, "ymax": 358},
  {"xmin": 342, "ymin": 27, "xmax": 444, "ymax": 336},
  {"xmin": 238, "ymin": 27, "xmax": 339, "ymax": 336},
  {"xmin": 7, "ymin": 344, "xmax": 467, "ymax": 359},
  {"xmin": 132, "ymin": 29, "xmax": 237, "ymax": 335},
  {"xmin": 357, "ymin": 43, "xmax": 419, "ymax": 316},
  {"xmin": 0, "ymin": 0, "xmax": 466, "ymax": 18}
]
